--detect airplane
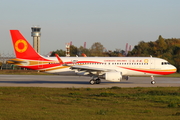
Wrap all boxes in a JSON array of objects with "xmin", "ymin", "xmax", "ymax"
[{"xmin": 8, "ymin": 30, "xmax": 177, "ymax": 85}]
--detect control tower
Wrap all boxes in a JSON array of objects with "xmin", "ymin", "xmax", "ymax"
[{"xmin": 31, "ymin": 26, "xmax": 41, "ymax": 53}]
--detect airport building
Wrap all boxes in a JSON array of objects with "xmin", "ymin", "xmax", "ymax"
[{"xmin": 31, "ymin": 26, "xmax": 41, "ymax": 53}]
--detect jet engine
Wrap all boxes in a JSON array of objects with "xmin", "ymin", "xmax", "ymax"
[{"xmin": 104, "ymin": 72, "xmax": 122, "ymax": 82}]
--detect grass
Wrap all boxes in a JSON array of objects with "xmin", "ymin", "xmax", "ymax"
[{"xmin": 0, "ymin": 87, "xmax": 180, "ymax": 120}]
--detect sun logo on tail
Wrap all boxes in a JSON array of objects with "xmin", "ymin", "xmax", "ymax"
[{"xmin": 15, "ymin": 39, "xmax": 28, "ymax": 53}]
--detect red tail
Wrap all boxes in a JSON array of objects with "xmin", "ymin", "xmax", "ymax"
[{"xmin": 10, "ymin": 30, "xmax": 45, "ymax": 60}]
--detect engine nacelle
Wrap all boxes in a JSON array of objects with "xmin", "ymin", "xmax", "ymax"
[{"xmin": 104, "ymin": 72, "xmax": 122, "ymax": 82}]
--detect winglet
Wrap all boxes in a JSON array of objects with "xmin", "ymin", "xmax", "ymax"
[
  {"xmin": 55, "ymin": 54, "xmax": 64, "ymax": 64},
  {"xmin": 82, "ymin": 53, "xmax": 87, "ymax": 57}
]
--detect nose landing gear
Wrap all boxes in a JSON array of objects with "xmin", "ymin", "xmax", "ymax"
[{"xmin": 151, "ymin": 75, "xmax": 156, "ymax": 84}]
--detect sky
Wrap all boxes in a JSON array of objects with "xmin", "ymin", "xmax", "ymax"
[{"xmin": 0, "ymin": 0, "xmax": 180, "ymax": 55}]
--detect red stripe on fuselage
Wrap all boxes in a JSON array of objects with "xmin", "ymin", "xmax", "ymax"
[{"xmin": 119, "ymin": 66, "xmax": 175, "ymax": 75}]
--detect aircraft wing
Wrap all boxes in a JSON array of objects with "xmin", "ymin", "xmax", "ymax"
[
  {"xmin": 70, "ymin": 65, "xmax": 115, "ymax": 72},
  {"xmin": 55, "ymin": 54, "xmax": 116, "ymax": 74}
]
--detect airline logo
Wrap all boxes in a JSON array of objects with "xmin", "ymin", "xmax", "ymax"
[
  {"xmin": 15, "ymin": 39, "xmax": 28, "ymax": 53},
  {"xmin": 144, "ymin": 59, "xmax": 148, "ymax": 63}
]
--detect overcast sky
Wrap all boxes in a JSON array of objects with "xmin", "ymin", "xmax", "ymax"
[{"xmin": 0, "ymin": 0, "xmax": 180, "ymax": 55}]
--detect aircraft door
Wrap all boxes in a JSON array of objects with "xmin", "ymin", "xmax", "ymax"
[{"xmin": 150, "ymin": 59, "xmax": 155, "ymax": 69}]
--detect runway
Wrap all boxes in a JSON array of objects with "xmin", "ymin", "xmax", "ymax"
[{"xmin": 0, "ymin": 75, "xmax": 179, "ymax": 88}]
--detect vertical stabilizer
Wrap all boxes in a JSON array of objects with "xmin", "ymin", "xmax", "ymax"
[{"xmin": 10, "ymin": 30, "xmax": 44, "ymax": 60}]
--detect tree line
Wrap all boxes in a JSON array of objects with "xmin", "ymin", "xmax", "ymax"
[{"xmin": 50, "ymin": 42, "xmax": 125, "ymax": 57}]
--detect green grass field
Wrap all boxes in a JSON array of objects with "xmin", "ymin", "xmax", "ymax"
[
  {"xmin": 0, "ymin": 87, "xmax": 180, "ymax": 120},
  {"xmin": 0, "ymin": 70, "xmax": 179, "ymax": 119}
]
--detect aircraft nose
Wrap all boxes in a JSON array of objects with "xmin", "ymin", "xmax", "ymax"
[{"xmin": 171, "ymin": 65, "xmax": 177, "ymax": 73}]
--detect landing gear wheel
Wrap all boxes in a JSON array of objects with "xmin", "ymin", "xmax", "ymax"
[
  {"xmin": 90, "ymin": 79, "xmax": 95, "ymax": 85},
  {"xmin": 96, "ymin": 79, "xmax": 101, "ymax": 84},
  {"xmin": 151, "ymin": 80, "xmax": 155, "ymax": 84}
]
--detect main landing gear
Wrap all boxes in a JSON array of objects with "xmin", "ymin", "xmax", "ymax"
[
  {"xmin": 89, "ymin": 78, "xmax": 101, "ymax": 85},
  {"xmin": 151, "ymin": 75, "xmax": 156, "ymax": 84}
]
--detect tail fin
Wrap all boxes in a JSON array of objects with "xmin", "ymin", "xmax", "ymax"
[
  {"xmin": 55, "ymin": 54, "xmax": 64, "ymax": 64},
  {"xmin": 10, "ymin": 30, "xmax": 44, "ymax": 60}
]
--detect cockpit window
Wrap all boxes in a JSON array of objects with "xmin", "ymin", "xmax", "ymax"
[{"xmin": 161, "ymin": 62, "xmax": 170, "ymax": 65}]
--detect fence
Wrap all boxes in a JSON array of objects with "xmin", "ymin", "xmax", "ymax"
[{"xmin": 0, "ymin": 53, "xmax": 15, "ymax": 70}]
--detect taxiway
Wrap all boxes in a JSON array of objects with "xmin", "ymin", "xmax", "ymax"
[{"xmin": 0, "ymin": 75, "xmax": 179, "ymax": 88}]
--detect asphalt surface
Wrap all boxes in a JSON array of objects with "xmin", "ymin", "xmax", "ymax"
[{"xmin": 0, "ymin": 75, "xmax": 179, "ymax": 88}]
